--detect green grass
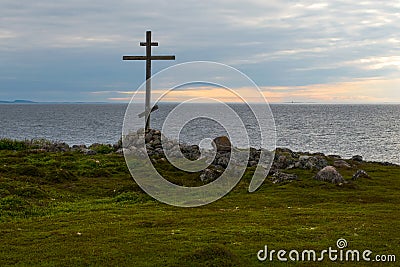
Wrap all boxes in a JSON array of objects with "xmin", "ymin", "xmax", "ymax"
[{"xmin": 0, "ymin": 148, "xmax": 399, "ymax": 266}]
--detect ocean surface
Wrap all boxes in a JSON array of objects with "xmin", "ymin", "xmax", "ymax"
[{"xmin": 0, "ymin": 103, "xmax": 399, "ymax": 164}]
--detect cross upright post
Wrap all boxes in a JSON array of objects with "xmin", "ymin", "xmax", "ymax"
[{"xmin": 123, "ymin": 30, "xmax": 175, "ymax": 131}]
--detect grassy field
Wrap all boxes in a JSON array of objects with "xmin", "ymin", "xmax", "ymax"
[{"xmin": 0, "ymin": 143, "xmax": 399, "ymax": 266}]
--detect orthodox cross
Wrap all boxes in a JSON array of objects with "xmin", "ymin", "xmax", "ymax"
[{"xmin": 123, "ymin": 30, "xmax": 175, "ymax": 131}]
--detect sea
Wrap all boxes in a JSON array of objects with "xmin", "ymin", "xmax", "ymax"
[{"xmin": 0, "ymin": 103, "xmax": 399, "ymax": 164}]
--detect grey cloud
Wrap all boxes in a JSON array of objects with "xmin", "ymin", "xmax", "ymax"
[{"xmin": 0, "ymin": 0, "xmax": 399, "ymax": 101}]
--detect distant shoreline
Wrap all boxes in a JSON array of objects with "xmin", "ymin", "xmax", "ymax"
[{"xmin": 1, "ymin": 100, "xmax": 400, "ymax": 105}]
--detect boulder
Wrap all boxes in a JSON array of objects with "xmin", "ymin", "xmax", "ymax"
[
  {"xmin": 314, "ymin": 166, "xmax": 344, "ymax": 184},
  {"xmin": 212, "ymin": 136, "xmax": 231, "ymax": 152},
  {"xmin": 352, "ymin": 170, "xmax": 370, "ymax": 180}
]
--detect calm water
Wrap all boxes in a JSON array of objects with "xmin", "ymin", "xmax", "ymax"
[{"xmin": 0, "ymin": 103, "xmax": 399, "ymax": 164}]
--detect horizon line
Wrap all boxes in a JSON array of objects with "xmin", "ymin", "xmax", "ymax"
[{"xmin": 1, "ymin": 100, "xmax": 400, "ymax": 105}]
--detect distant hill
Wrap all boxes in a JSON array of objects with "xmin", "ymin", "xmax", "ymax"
[{"xmin": 0, "ymin": 100, "xmax": 37, "ymax": 104}]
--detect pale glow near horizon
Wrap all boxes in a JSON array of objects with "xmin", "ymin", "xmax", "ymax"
[{"xmin": 95, "ymin": 77, "xmax": 400, "ymax": 104}]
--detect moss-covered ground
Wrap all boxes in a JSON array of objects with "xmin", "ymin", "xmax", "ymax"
[{"xmin": 0, "ymin": 144, "xmax": 399, "ymax": 266}]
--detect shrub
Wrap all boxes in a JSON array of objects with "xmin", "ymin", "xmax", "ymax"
[
  {"xmin": 16, "ymin": 165, "xmax": 44, "ymax": 177},
  {"xmin": 14, "ymin": 187, "xmax": 48, "ymax": 199},
  {"xmin": 0, "ymin": 139, "xmax": 28, "ymax": 151},
  {"xmin": 45, "ymin": 168, "xmax": 77, "ymax": 183},
  {"xmin": 89, "ymin": 144, "xmax": 114, "ymax": 154}
]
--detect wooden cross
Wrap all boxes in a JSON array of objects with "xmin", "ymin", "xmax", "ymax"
[{"xmin": 123, "ymin": 31, "xmax": 175, "ymax": 131}]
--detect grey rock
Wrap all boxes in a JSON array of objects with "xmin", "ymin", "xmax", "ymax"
[
  {"xmin": 314, "ymin": 166, "xmax": 344, "ymax": 184},
  {"xmin": 153, "ymin": 139, "xmax": 161, "ymax": 148},
  {"xmin": 248, "ymin": 160, "xmax": 258, "ymax": 167},
  {"xmin": 217, "ymin": 156, "xmax": 229, "ymax": 168},
  {"xmin": 200, "ymin": 168, "xmax": 223, "ymax": 183},
  {"xmin": 334, "ymin": 160, "xmax": 351, "ymax": 169},
  {"xmin": 352, "ymin": 155, "xmax": 363, "ymax": 162},
  {"xmin": 352, "ymin": 170, "xmax": 370, "ymax": 180},
  {"xmin": 145, "ymin": 132, "xmax": 153, "ymax": 143},
  {"xmin": 297, "ymin": 156, "xmax": 328, "ymax": 170},
  {"xmin": 145, "ymin": 143, "xmax": 153, "ymax": 151},
  {"xmin": 273, "ymin": 154, "xmax": 295, "ymax": 169},
  {"xmin": 271, "ymin": 172, "xmax": 298, "ymax": 184},
  {"xmin": 154, "ymin": 148, "xmax": 164, "ymax": 155},
  {"xmin": 249, "ymin": 147, "xmax": 260, "ymax": 161},
  {"xmin": 82, "ymin": 148, "xmax": 97, "ymax": 155},
  {"xmin": 71, "ymin": 144, "xmax": 87, "ymax": 152}
]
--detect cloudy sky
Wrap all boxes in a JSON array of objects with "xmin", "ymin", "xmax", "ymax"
[{"xmin": 1, "ymin": 0, "xmax": 399, "ymax": 103}]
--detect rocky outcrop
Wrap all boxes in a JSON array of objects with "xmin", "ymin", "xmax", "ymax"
[
  {"xmin": 121, "ymin": 130, "xmax": 384, "ymax": 185},
  {"xmin": 314, "ymin": 166, "xmax": 345, "ymax": 184}
]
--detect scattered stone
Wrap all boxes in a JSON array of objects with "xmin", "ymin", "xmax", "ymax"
[
  {"xmin": 379, "ymin": 161, "xmax": 398, "ymax": 167},
  {"xmin": 180, "ymin": 144, "xmax": 200, "ymax": 160},
  {"xmin": 248, "ymin": 160, "xmax": 258, "ymax": 167},
  {"xmin": 200, "ymin": 167, "xmax": 223, "ymax": 183},
  {"xmin": 352, "ymin": 170, "xmax": 370, "ymax": 180},
  {"xmin": 145, "ymin": 132, "xmax": 153, "ymax": 143},
  {"xmin": 270, "ymin": 172, "xmax": 298, "ymax": 184},
  {"xmin": 249, "ymin": 147, "xmax": 261, "ymax": 162},
  {"xmin": 314, "ymin": 166, "xmax": 345, "ymax": 184},
  {"xmin": 82, "ymin": 148, "xmax": 97, "ymax": 155},
  {"xmin": 352, "ymin": 155, "xmax": 363, "ymax": 162},
  {"xmin": 71, "ymin": 144, "xmax": 87, "ymax": 152},
  {"xmin": 212, "ymin": 136, "xmax": 231, "ymax": 152},
  {"xmin": 295, "ymin": 155, "xmax": 328, "ymax": 170},
  {"xmin": 334, "ymin": 160, "xmax": 352, "ymax": 169},
  {"xmin": 273, "ymin": 154, "xmax": 295, "ymax": 170}
]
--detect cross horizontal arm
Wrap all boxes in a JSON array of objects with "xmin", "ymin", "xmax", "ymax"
[
  {"xmin": 140, "ymin": 42, "xmax": 158, "ymax": 46},
  {"xmin": 150, "ymin": 55, "xmax": 175, "ymax": 60},
  {"xmin": 123, "ymin": 56, "xmax": 147, "ymax": 60},
  {"xmin": 123, "ymin": 55, "xmax": 175, "ymax": 60}
]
